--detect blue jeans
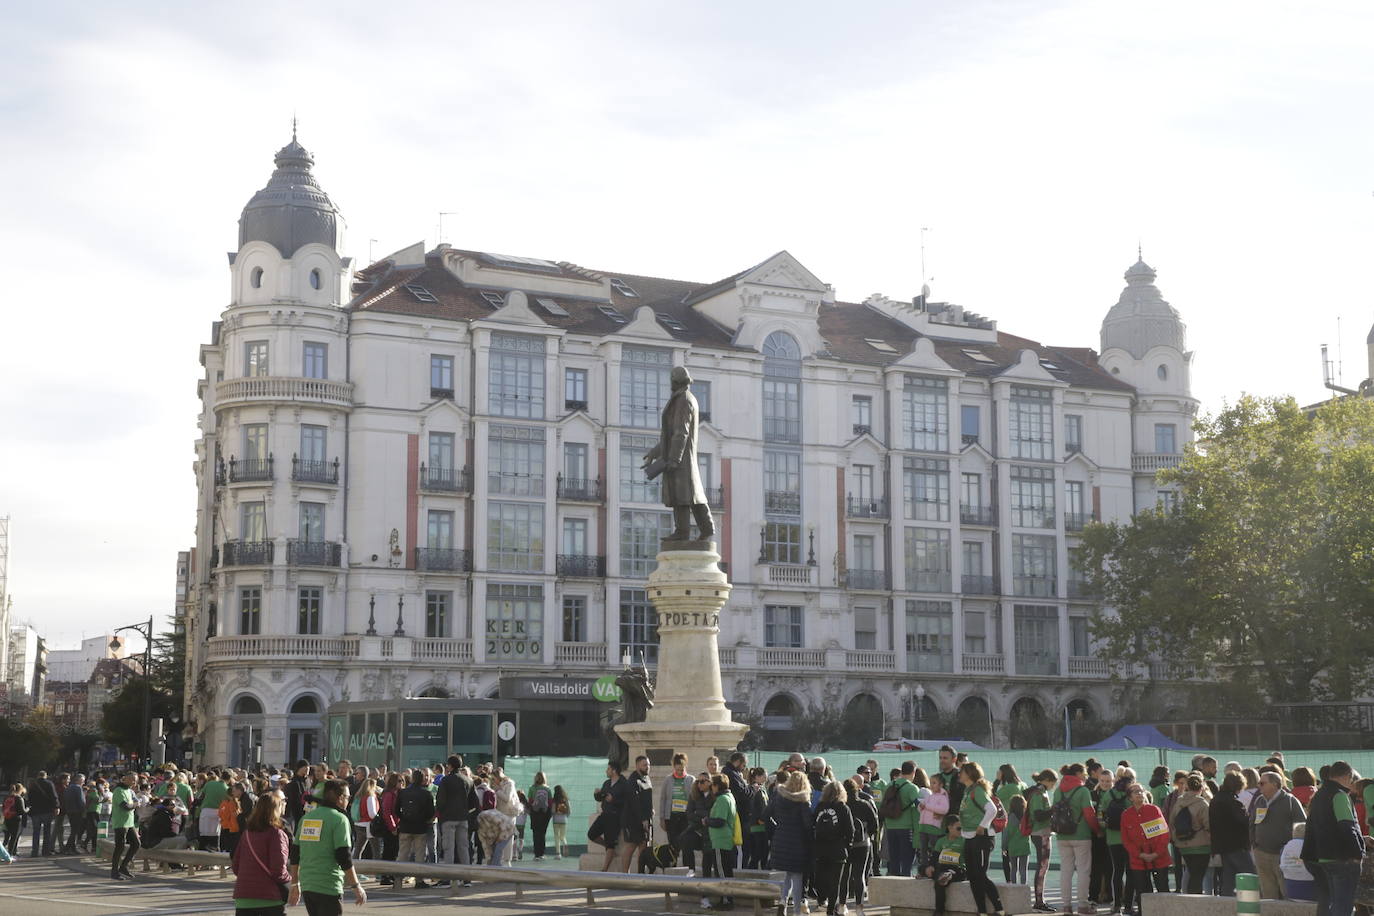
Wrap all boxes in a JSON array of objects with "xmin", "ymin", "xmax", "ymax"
[
  {"xmin": 781, "ymin": 871, "xmax": 804, "ymax": 910},
  {"xmin": 30, "ymin": 813, "xmax": 53, "ymax": 856},
  {"xmin": 887, "ymin": 828, "xmax": 914, "ymax": 876},
  {"xmin": 1309, "ymin": 860, "xmax": 1360, "ymax": 916},
  {"xmin": 1218, "ymin": 849, "xmax": 1256, "ymax": 896}
]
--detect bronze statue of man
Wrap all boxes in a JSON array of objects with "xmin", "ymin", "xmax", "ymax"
[{"xmin": 642, "ymin": 365, "xmax": 715, "ymax": 542}]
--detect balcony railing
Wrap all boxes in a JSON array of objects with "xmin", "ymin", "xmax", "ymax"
[
  {"xmin": 766, "ymin": 564, "xmax": 816, "ymax": 587},
  {"xmin": 216, "ymin": 376, "xmax": 353, "ymax": 409},
  {"xmin": 1148, "ymin": 661, "xmax": 1194, "ymax": 681},
  {"xmin": 1012, "ymin": 509, "xmax": 1057, "ymax": 530},
  {"xmin": 763, "ymin": 418, "xmax": 801, "ymax": 444},
  {"xmin": 414, "ymin": 547, "xmax": 472, "ymax": 572},
  {"xmin": 1017, "ymin": 652, "xmax": 1061, "ymax": 676},
  {"xmin": 221, "ymin": 540, "xmax": 274, "ymax": 566},
  {"xmin": 413, "ymin": 638, "xmax": 473, "ymax": 662},
  {"xmin": 1134, "ymin": 453, "xmax": 1183, "ymax": 473},
  {"xmin": 555, "ymin": 643, "xmax": 606, "ymax": 665},
  {"xmin": 292, "ymin": 456, "xmax": 339, "ymax": 484},
  {"xmin": 1068, "ymin": 656, "xmax": 1110, "ymax": 677},
  {"xmin": 286, "ymin": 539, "xmax": 342, "ymax": 568},
  {"xmin": 846, "ymin": 496, "xmax": 888, "ymax": 519},
  {"xmin": 961, "ymin": 574, "xmax": 998, "ymax": 595},
  {"xmin": 962, "ymin": 653, "xmax": 1005, "ymax": 674},
  {"xmin": 846, "ymin": 649, "xmax": 896, "ymax": 671},
  {"xmin": 430, "ymin": 386, "xmax": 455, "ymax": 400},
  {"xmin": 852, "ymin": 423, "xmax": 872, "ymax": 437},
  {"xmin": 961, "ymin": 433, "xmax": 979, "ymax": 446},
  {"xmin": 1065, "ymin": 511, "xmax": 1097, "ymax": 532},
  {"xmin": 556, "ymin": 554, "xmax": 606, "ymax": 578},
  {"xmin": 706, "ymin": 486, "xmax": 725, "ymax": 510},
  {"xmin": 757, "ymin": 648, "xmax": 826, "ymax": 668},
  {"xmin": 556, "ymin": 475, "xmax": 602, "ymax": 502},
  {"xmin": 227, "ymin": 455, "xmax": 274, "ymax": 483},
  {"xmin": 563, "ymin": 398, "xmax": 588, "ymax": 413},
  {"xmin": 421, "ymin": 464, "xmax": 472, "ymax": 492},
  {"xmin": 908, "ymin": 571, "xmax": 952, "ymax": 593},
  {"xmin": 206, "ymin": 635, "xmax": 359, "ymax": 661},
  {"xmin": 765, "ymin": 490, "xmax": 801, "ymax": 515},
  {"xmin": 960, "ymin": 504, "xmax": 995, "ymax": 526},
  {"xmin": 846, "ymin": 568, "xmax": 888, "ymax": 590},
  {"xmin": 908, "ymin": 652, "xmax": 954, "ymax": 674},
  {"xmin": 718, "ymin": 647, "xmax": 737, "ymax": 667},
  {"xmin": 1013, "ymin": 575, "xmax": 1058, "ymax": 598}
]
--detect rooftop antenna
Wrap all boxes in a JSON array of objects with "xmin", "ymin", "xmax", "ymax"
[
  {"xmin": 1323, "ymin": 342, "xmax": 1357, "ymax": 396},
  {"xmin": 919, "ymin": 227, "xmax": 932, "ymax": 304},
  {"xmin": 1337, "ymin": 316, "xmax": 1343, "ymax": 386},
  {"xmin": 292, "ymin": 112, "xmax": 297, "ymax": 141}
]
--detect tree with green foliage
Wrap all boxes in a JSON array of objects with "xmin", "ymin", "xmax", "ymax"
[
  {"xmin": 101, "ymin": 674, "xmax": 176, "ymax": 755},
  {"xmin": 1080, "ymin": 395, "xmax": 1374, "ymax": 704}
]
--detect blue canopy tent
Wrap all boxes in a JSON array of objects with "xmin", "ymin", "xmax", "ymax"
[{"xmin": 1075, "ymin": 724, "xmax": 1195, "ymax": 751}]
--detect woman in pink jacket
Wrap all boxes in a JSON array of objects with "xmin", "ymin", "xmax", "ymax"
[
  {"xmin": 916, "ymin": 772, "xmax": 950, "ymax": 873},
  {"xmin": 231, "ymin": 792, "xmax": 290, "ymax": 916}
]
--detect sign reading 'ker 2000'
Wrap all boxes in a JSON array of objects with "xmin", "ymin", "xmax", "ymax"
[{"xmin": 655, "ymin": 610, "xmax": 719, "ymax": 628}]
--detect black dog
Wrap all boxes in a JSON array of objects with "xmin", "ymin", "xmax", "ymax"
[{"xmin": 638, "ymin": 842, "xmax": 680, "ymax": 874}]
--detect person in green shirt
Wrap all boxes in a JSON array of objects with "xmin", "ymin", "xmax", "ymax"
[
  {"xmin": 883, "ymin": 760, "xmax": 922, "ymax": 876},
  {"xmin": 109, "ymin": 773, "xmax": 140, "ymax": 881},
  {"xmin": 289, "ymin": 779, "xmax": 365, "ymax": 915},
  {"xmin": 702, "ymin": 774, "xmax": 738, "ymax": 911},
  {"xmin": 994, "ymin": 764, "xmax": 1027, "ymax": 884},
  {"xmin": 923, "ymin": 814, "xmax": 968, "ymax": 916},
  {"xmin": 199, "ymin": 770, "xmax": 230, "ymax": 851},
  {"xmin": 957, "ymin": 762, "xmax": 1005, "ymax": 916}
]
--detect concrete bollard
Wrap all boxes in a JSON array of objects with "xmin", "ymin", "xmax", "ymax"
[{"xmin": 1235, "ymin": 873, "xmax": 1260, "ymax": 916}]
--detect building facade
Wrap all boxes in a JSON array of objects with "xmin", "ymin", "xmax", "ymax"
[{"xmin": 183, "ymin": 135, "xmax": 1198, "ymax": 766}]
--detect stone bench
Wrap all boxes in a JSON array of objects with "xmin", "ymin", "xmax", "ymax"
[
  {"xmin": 867, "ymin": 875, "xmax": 1031, "ymax": 915},
  {"xmin": 1140, "ymin": 894, "xmax": 1316, "ymax": 916}
]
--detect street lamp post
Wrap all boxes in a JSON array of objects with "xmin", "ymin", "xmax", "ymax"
[{"xmin": 112, "ymin": 616, "xmax": 154, "ymax": 770}]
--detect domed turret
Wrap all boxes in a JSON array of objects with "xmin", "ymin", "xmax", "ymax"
[
  {"xmin": 1099, "ymin": 256, "xmax": 1187, "ymax": 359},
  {"xmin": 238, "ymin": 130, "xmax": 343, "ymax": 258}
]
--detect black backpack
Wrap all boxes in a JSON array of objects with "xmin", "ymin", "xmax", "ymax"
[
  {"xmin": 398, "ymin": 789, "xmax": 423, "ymax": 823},
  {"xmin": 878, "ymin": 783, "xmax": 908, "ymax": 821},
  {"xmin": 813, "ymin": 805, "xmax": 842, "ymax": 844},
  {"xmin": 1173, "ymin": 803, "xmax": 1197, "ymax": 841},
  {"xmin": 1051, "ymin": 789, "xmax": 1082, "ymax": 835},
  {"xmin": 1104, "ymin": 791, "xmax": 1129, "ymax": 831}
]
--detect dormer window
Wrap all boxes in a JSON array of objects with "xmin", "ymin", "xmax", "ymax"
[
  {"xmin": 250, "ymin": 267, "xmax": 263, "ymax": 289},
  {"xmin": 609, "ymin": 278, "xmax": 638, "ymax": 297}
]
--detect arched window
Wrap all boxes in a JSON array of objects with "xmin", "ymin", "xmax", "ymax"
[
  {"xmin": 233, "ymin": 695, "xmax": 263, "ymax": 715},
  {"xmin": 954, "ymin": 695, "xmax": 992, "ymax": 746},
  {"xmin": 761, "ymin": 694, "xmax": 800, "ymax": 750},
  {"xmin": 840, "ymin": 693, "xmax": 884, "ymax": 748},
  {"xmin": 1157, "ymin": 364, "xmax": 1168, "ymax": 381},
  {"xmin": 1009, "ymin": 696, "xmax": 1051, "ymax": 748},
  {"xmin": 229, "ymin": 695, "xmax": 264, "ymax": 767},
  {"xmin": 250, "ymin": 267, "xmax": 263, "ymax": 289},
  {"xmin": 287, "ymin": 695, "xmax": 324, "ymax": 763},
  {"xmin": 310, "ymin": 268, "xmax": 322, "ymax": 290},
  {"xmin": 763, "ymin": 331, "xmax": 801, "ymax": 361},
  {"xmin": 289, "ymin": 695, "xmax": 319, "ymax": 714}
]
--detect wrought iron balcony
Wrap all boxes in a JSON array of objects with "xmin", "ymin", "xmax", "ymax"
[
  {"xmin": 1064, "ymin": 511, "xmax": 1097, "ymax": 532},
  {"xmin": 420, "ymin": 464, "xmax": 471, "ymax": 492},
  {"xmin": 706, "ymin": 486, "xmax": 725, "ymax": 510},
  {"xmin": 227, "ymin": 455, "xmax": 274, "ymax": 483},
  {"xmin": 292, "ymin": 456, "xmax": 339, "ymax": 484},
  {"xmin": 556, "ymin": 475, "xmax": 602, "ymax": 502},
  {"xmin": 961, "ymin": 574, "xmax": 998, "ymax": 595},
  {"xmin": 286, "ymin": 539, "xmax": 342, "ymax": 567},
  {"xmin": 1066, "ymin": 442, "xmax": 1082, "ymax": 455},
  {"xmin": 765, "ymin": 490, "xmax": 801, "ymax": 515},
  {"xmin": 852, "ymin": 423, "xmax": 871, "ymax": 437},
  {"xmin": 556, "ymin": 554, "xmax": 606, "ymax": 578},
  {"xmin": 961, "ymin": 433, "xmax": 980, "ymax": 446},
  {"xmin": 846, "ymin": 496, "xmax": 888, "ymax": 518},
  {"xmin": 414, "ymin": 547, "xmax": 473, "ymax": 572},
  {"xmin": 960, "ymin": 504, "xmax": 995, "ymax": 526},
  {"xmin": 564, "ymin": 398, "xmax": 588, "ymax": 413},
  {"xmin": 846, "ymin": 568, "xmax": 888, "ymax": 590},
  {"xmin": 221, "ymin": 540, "xmax": 274, "ymax": 566},
  {"xmin": 430, "ymin": 386, "xmax": 455, "ymax": 400}
]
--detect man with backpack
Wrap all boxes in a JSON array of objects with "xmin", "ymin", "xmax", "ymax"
[
  {"xmin": 879, "ymin": 760, "xmax": 921, "ymax": 876},
  {"xmin": 1052, "ymin": 762, "xmax": 1099, "ymax": 915},
  {"xmin": 526, "ymin": 772, "xmax": 554, "ymax": 861},
  {"xmin": 395, "ymin": 768, "xmax": 436, "ymax": 888}
]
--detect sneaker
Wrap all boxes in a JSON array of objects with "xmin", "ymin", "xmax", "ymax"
[
  {"xmin": 700, "ymin": 898, "xmax": 713, "ymax": 909},
  {"xmin": 461, "ymin": 880, "xmax": 472, "ymax": 887}
]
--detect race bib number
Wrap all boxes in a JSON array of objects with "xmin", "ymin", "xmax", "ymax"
[
  {"xmin": 1141, "ymin": 817, "xmax": 1168, "ymax": 839},
  {"xmin": 939, "ymin": 848, "xmax": 961, "ymax": 866},
  {"xmin": 672, "ymin": 798, "xmax": 687, "ymax": 813},
  {"xmin": 1253, "ymin": 806, "xmax": 1267, "ymax": 824},
  {"xmin": 300, "ymin": 818, "xmax": 324, "ymax": 842}
]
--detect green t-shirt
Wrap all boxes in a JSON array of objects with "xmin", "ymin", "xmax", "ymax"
[
  {"xmin": 200, "ymin": 780, "xmax": 229, "ymax": 815},
  {"xmin": 933, "ymin": 834, "xmax": 965, "ymax": 868},
  {"xmin": 236, "ymin": 899, "xmax": 282, "ymax": 909},
  {"xmin": 1316, "ymin": 791, "xmax": 1357, "ymax": 864},
  {"xmin": 868, "ymin": 778, "xmax": 887, "ymax": 797},
  {"xmin": 1150, "ymin": 783, "xmax": 1170, "ymax": 807},
  {"xmin": 85, "ymin": 787, "xmax": 101, "ymax": 814},
  {"xmin": 995, "ymin": 781, "xmax": 1024, "ymax": 812},
  {"xmin": 1026, "ymin": 786, "xmax": 1051, "ymax": 835},
  {"xmin": 110, "ymin": 786, "xmax": 136, "ymax": 830},
  {"xmin": 176, "ymin": 782, "xmax": 193, "ymax": 809},
  {"xmin": 706, "ymin": 792, "xmax": 738, "ymax": 850},
  {"xmin": 294, "ymin": 805, "xmax": 352, "ymax": 896},
  {"xmin": 959, "ymin": 784, "xmax": 991, "ymax": 834},
  {"xmin": 1052, "ymin": 784, "xmax": 1094, "ymax": 841},
  {"xmin": 1099, "ymin": 788, "xmax": 1127, "ymax": 846},
  {"xmin": 883, "ymin": 778, "xmax": 920, "ymax": 831}
]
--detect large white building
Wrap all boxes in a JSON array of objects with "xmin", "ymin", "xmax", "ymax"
[{"xmin": 184, "ymin": 135, "xmax": 1197, "ymax": 766}]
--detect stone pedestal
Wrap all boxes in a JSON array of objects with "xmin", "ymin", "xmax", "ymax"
[{"xmin": 615, "ymin": 546, "xmax": 747, "ymax": 768}]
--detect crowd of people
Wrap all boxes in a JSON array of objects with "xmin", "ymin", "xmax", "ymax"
[{"xmin": 1, "ymin": 747, "xmax": 1370, "ymax": 916}]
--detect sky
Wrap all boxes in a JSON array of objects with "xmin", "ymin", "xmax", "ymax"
[{"xmin": 2, "ymin": 0, "xmax": 1372, "ymax": 651}]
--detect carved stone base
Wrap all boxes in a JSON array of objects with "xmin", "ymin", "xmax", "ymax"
[
  {"xmin": 614, "ymin": 719, "xmax": 749, "ymax": 778},
  {"xmin": 659, "ymin": 537, "xmax": 717, "ymax": 553}
]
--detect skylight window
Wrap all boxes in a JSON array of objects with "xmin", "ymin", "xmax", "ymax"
[
  {"xmin": 404, "ymin": 284, "xmax": 438, "ymax": 303},
  {"xmin": 1040, "ymin": 360, "xmax": 1062, "ymax": 371},
  {"xmin": 597, "ymin": 304, "xmax": 628, "ymax": 325},
  {"xmin": 480, "ymin": 252, "xmax": 561, "ymax": 274},
  {"xmin": 962, "ymin": 348, "xmax": 996, "ymax": 364},
  {"xmin": 536, "ymin": 297, "xmax": 569, "ymax": 317},
  {"xmin": 609, "ymin": 278, "xmax": 639, "ymax": 297},
  {"xmin": 657, "ymin": 313, "xmax": 686, "ymax": 332},
  {"xmin": 864, "ymin": 338, "xmax": 898, "ymax": 353},
  {"xmin": 479, "ymin": 290, "xmax": 505, "ymax": 309}
]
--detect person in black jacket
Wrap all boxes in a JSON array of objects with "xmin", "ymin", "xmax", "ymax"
[
  {"xmin": 282, "ymin": 759, "xmax": 310, "ymax": 829},
  {"xmin": 395, "ymin": 769, "xmax": 437, "ymax": 887},
  {"xmin": 1301, "ymin": 760, "xmax": 1366, "ymax": 916},
  {"xmin": 436, "ymin": 755, "xmax": 476, "ymax": 874},
  {"xmin": 27, "ymin": 771, "xmax": 59, "ymax": 857},
  {"xmin": 812, "ymin": 780, "xmax": 855, "ymax": 916},
  {"xmin": 768, "ymin": 771, "xmax": 815, "ymax": 913},
  {"xmin": 844, "ymin": 777, "xmax": 878, "ymax": 915},
  {"xmin": 1208, "ymin": 772, "xmax": 1254, "ymax": 897}
]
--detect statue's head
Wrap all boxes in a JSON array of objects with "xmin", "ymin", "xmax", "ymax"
[{"xmin": 671, "ymin": 366, "xmax": 693, "ymax": 390}]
